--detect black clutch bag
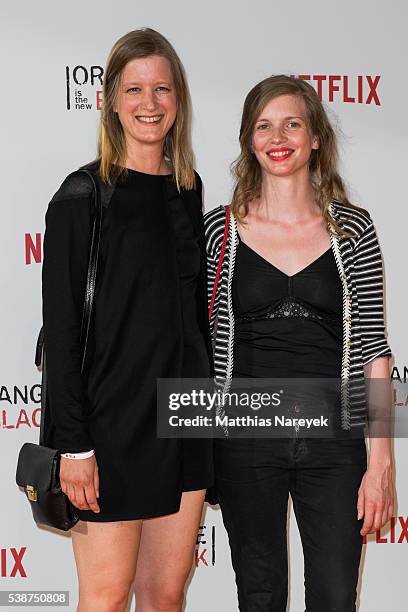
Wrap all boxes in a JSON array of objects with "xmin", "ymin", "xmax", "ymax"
[
  {"xmin": 16, "ymin": 443, "xmax": 79, "ymax": 531},
  {"xmin": 15, "ymin": 166, "xmax": 114, "ymax": 531}
]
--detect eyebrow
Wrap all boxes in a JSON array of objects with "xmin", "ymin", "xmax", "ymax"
[
  {"xmin": 122, "ymin": 80, "xmax": 172, "ymax": 86},
  {"xmin": 256, "ymin": 115, "xmax": 304, "ymax": 122}
]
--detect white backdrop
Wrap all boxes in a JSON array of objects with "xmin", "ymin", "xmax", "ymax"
[{"xmin": 0, "ymin": 1, "xmax": 407, "ymax": 610}]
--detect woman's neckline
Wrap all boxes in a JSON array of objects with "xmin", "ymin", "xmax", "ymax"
[
  {"xmin": 125, "ymin": 167, "xmax": 172, "ymax": 178},
  {"xmin": 115, "ymin": 161, "xmax": 172, "ymax": 178},
  {"xmin": 237, "ymin": 234, "xmax": 333, "ymax": 279}
]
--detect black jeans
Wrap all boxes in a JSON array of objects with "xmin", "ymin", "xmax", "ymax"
[{"xmin": 215, "ymin": 436, "xmax": 367, "ymax": 612}]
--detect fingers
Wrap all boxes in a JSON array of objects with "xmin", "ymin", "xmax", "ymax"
[
  {"xmin": 357, "ymin": 489, "xmax": 365, "ymax": 521},
  {"xmin": 360, "ymin": 504, "xmax": 375, "ymax": 536},
  {"xmin": 59, "ymin": 455, "xmax": 99, "ymax": 512},
  {"xmin": 74, "ymin": 486, "xmax": 91, "ymax": 511},
  {"xmin": 61, "ymin": 476, "xmax": 92, "ymax": 511},
  {"xmin": 61, "ymin": 477, "xmax": 100, "ymax": 513},
  {"xmin": 361, "ymin": 500, "xmax": 393, "ymax": 536},
  {"xmin": 381, "ymin": 507, "xmax": 389, "ymax": 527},
  {"xmin": 359, "ymin": 471, "xmax": 395, "ymax": 536},
  {"xmin": 94, "ymin": 463, "xmax": 100, "ymax": 500},
  {"xmin": 372, "ymin": 508, "xmax": 383, "ymax": 532},
  {"xmin": 84, "ymin": 483, "xmax": 100, "ymax": 514},
  {"xmin": 67, "ymin": 483, "xmax": 91, "ymax": 511},
  {"xmin": 388, "ymin": 500, "xmax": 394, "ymax": 520}
]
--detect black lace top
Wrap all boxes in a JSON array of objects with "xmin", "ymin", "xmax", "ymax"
[{"xmin": 232, "ymin": 237, "xmax": 343, "ymax": 378}]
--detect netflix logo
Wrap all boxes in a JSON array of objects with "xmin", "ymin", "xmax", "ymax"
[
  {"xmin": 25, "ymin": 233, "xmax": 42, "ymax": 265},
  {"xmin": 363, "ymin": 516, "xmax": 408, "ymax": 544},
  {"xmin": 0, "ymin": 547, "xmax": 27, "ymax": 578},
  {"xmin": 296, "ymin": 74, "xmax": 381, "ymax": 106},
  {"xmin": 195, "ymin": 524, "xmax": 216, "ymax": 567}
]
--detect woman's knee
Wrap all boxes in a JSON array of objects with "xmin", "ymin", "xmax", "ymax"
[
  {"xmin": 135, "ymin": 582, "xmax": 184, "ymax": 611},
  {"xmin": 78, "ymin": 578, "xmax": 134, "ymax": 612}
]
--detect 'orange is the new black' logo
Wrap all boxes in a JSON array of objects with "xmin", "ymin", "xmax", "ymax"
[
  {"xmin": 195, "ymin": 525, "xmax": 216, "ymax": 567},
  {"xmin": 65, "ymin": 65, "xmax": 104, "ymax": 111},
  {"xmin": 1, "ymin": 385, "xmax": 41, "ymax": 430}
]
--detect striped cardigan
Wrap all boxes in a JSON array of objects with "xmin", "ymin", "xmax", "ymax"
[{"xmin": 204, "ymin": 201, "xmax": 392, "ymax": 430}]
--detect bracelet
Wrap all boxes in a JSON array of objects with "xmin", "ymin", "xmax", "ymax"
[{"xmin": 61, "ymin": 449, "xmax": 95, "ymax": 460}]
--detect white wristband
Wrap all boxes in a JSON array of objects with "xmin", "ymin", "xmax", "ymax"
[{"xmin": 61, "ymin": 449, "xmax": 95, "ymax": 460}]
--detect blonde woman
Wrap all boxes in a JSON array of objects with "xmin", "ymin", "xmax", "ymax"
[
  {"xmin": 42, "ymin": 29, "xmax": 212, "ymax": 611},
  {"xmin": 205, "ymin": 75, "xmax": 394, "ymax": 611}
]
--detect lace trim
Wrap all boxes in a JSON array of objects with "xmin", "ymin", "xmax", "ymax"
[{"xmin": 235, "ymin": 297, "xmax": 338, "ymax": 323}]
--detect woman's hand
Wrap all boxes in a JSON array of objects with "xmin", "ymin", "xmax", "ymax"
[
  {"xmin": 357, "ymin": 462, "xmax": 394, "ymax": 536},
  {"xmin": 60, "ymin": 455, "xmax": 100, "ymax": 513},
  {"xmin": 359, "ymin": 356, "xmax": 394, "ymax": 536}
]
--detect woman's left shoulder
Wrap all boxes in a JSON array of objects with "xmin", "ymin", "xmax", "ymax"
[{"xmin": 331, "ymin": 199, "xmax": 375, "ymax": 238}]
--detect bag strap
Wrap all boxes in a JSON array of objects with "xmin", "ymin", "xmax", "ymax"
[
  {"xmin": 77, "ymin": 169, "xmax": 103, "ymax": 372},
  {"xmin": 208, "ymin": 205, "xmax": 230, "ymax": 321},
  {"xmin": 38, "ymin": 168, "xmax": 114, "ymax": 446}
]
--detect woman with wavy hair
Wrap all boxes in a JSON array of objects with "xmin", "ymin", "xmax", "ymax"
[
  {"xmin": 42, "ymin": 28, "xmax": 212, "ymax": 611},
  {"xmin": 205, "ymin": 75, "xmax": 394, "ymax": 611}
]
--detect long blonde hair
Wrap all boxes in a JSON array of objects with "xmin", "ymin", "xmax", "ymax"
[
  {"xmin": 98, "ymin": 28, "xmax": 195, "ymax": 190},
  {"xmin": 231, "ymin": 75, "xmax": 359, "ymax": 235}
]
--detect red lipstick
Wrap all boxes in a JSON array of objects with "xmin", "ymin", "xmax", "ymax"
[{"xmin": 266, "ymin": 147, "xmax": 294, "ymax": 162}]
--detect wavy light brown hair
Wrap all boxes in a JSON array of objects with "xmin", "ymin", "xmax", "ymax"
[
  {"xmin": 98, "ymin": 28, "xmax": 195, "ymax": 190},
  {"xmin": 231, "ymin": 74, "xmax": 358, "ymax": 235}
]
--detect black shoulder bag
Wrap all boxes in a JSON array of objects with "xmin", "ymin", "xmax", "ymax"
[{"xmin": 16, "ymin": 167, "xmax": 115, "ymax": 531}]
